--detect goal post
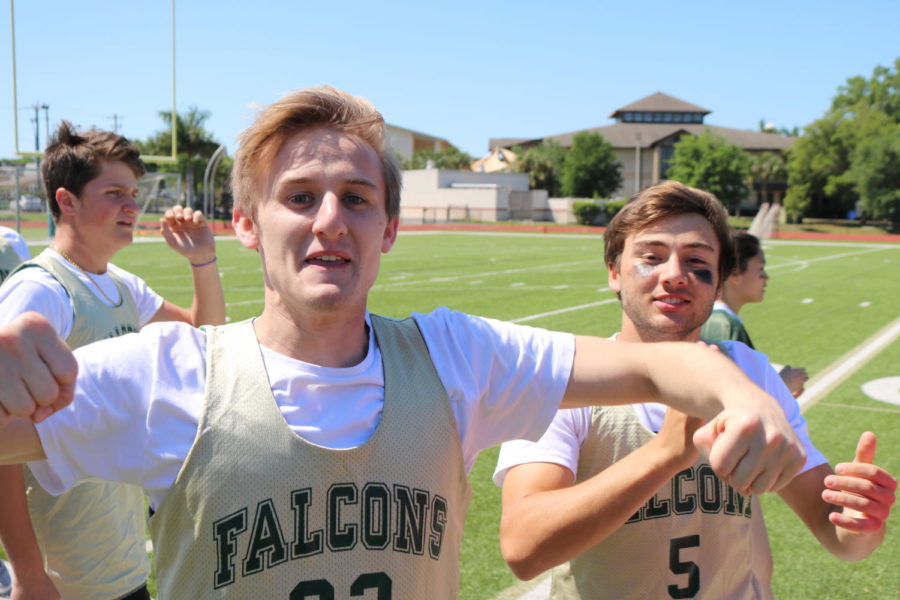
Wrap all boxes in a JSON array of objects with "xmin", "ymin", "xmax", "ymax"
[{"xmin": 7, "ymin": 0, "xmax": 178, "ymax": 164}]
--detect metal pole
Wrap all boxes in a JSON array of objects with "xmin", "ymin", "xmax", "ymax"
[
  {"xmin": 203, "ymin": 145, "xmax": 226, "ymax": 217},
  {"xmin": 13, "ymin": 165, "xmax": 21, "ymax": 232},
  {"xmin": 634, "ymin": 132, "xmax": 642, "ymax": 194},
  {"xmin": 170, "ymin": 0, "xmax": 177, "ymax": 157},
  {"xmin": 10, "ymin": 0, "xmax": 20, "ymax": 155}
]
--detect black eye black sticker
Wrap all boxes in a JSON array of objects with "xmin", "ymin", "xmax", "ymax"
[{"xmin": 693, "ymin": 269, "xmax": 713, "ymax": 285}]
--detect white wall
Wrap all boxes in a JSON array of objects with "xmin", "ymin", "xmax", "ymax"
[
  {"xmin": 400, "ymin": 169, "xmax": 573, "ymax": 223},
  {"xmin": 385, "ymin": 127, "xmax": 414, "ymax": 159}
]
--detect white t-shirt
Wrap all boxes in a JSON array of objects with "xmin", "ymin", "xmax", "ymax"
[
  {"xmin": 494, "ymin": 339, "xmax": 827, "ymax": 487},
  {"xmin": 32, "ymin": 307, "xmax": 574, "ymax": 510},
  {"xmin": 0, "ymin": 249, "xmax": 163, "ymax": 332},
  {"xmin": 0, "ymin": 226, "xmax": 31, "ymax": 262}
]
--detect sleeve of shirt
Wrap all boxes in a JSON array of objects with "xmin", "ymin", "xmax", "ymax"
[
  {"xmin": 413, "ymin": 307, "xmax": 575, "ymax": 472},
  {"xmin": 0, "ymin": 270, "xmax": 73, "ymax": 336},
  {"xmin": 492, "ymin": 407, "xmax": 589, "ymax": 487},
  {"xmin": 724, "ymin": 342, "xmax": 828, "ymax": 473},
  {"xmin": 29, "ymin": 330, "xmax": 161, "ymax": 494},
  {"xmin": 109, "ymin": 263, "xmax": 165, "ymax": 326}
]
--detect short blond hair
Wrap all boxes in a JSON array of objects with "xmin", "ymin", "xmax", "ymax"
[{"xmin": 231, "ymin": 86, "xmax": 401, "ymax": 219}]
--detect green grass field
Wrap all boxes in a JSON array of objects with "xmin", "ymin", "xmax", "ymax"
[{"xmin": 12, "ymin": 231, "xmax": 900, "ymax": 598}]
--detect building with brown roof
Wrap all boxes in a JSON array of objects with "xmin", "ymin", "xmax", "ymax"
[{"xmin": 490, "ymin": 92, "xmax": 795, "ymax": 206}]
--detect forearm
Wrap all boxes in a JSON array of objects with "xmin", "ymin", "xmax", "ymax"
[
  {"xmin": 829, "ymin": 524, "xmax": 886, "ymax": 561},
  {"xmin": 0, "ymin": 466, "xmax": 48, "ymax": 579},
  {"xmin": 0, "ymin": 419, "xmax": 46, "ymax": 464},
  {"xmin": 501, "ymin": 441, "xmax": 687, "ymax": 580},
  {"xmin": 565, "ymin": 337, "xmax": 754, "ymax": 419},
  {"xmin": 188, "ymin": 259, "xmax": 226, "ymax": 326}
]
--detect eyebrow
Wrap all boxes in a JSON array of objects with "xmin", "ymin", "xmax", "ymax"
[
  {"xmin": 632, "ymin": 240, "xmax": 716, "ymax": 253},
  {"xmin": 100, "ymin": 182, "xmax": 137, "ymax": 191},
  {"xmin": 279, "ymin": 176, "xmax": 380, "ymax": 190}
]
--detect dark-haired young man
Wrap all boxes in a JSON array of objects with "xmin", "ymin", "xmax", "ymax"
[
  {"xmin": 0, "ymin": 90, "xmax": 808, "ymax": 599},
  {"xmin": 0, "ymin": 121, "xmax": 225, "ymax": 599},
  {"xmin": 495, "ymin": 181, "xmax": 896, "ymax": 599}
]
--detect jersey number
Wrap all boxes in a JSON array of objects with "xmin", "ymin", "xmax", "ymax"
[
  {"xmin": 290, "ymin": 571, "xmax": 392, "ymax": 599},
  {"xmin": 668, "ymin": 535, "xmax": 700, "ymax": 599}
]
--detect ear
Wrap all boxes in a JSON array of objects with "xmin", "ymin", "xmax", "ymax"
[
  {"xmin": 232, "ymin": 206, "xmax": 259, "ymax": 250},
  {"xmin": 381, "ymin": 216, "xmax": 400, "ymax": 254},
  {"xmin": 55, "ymin": 188, "xmax": 78, "ymax": 217},
  {"xmin": 607, "ymin": 261, "xmax": 622, "ymax": 293}
]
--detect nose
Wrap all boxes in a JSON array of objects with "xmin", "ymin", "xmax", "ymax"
[
  {"xmin": 660, "ymin": 256, "xmax": 689, "ymax": 287},
  {"xmin": 311, "ymin": 194, "xmax": 347, "ymax": 239},
  {"xmin": 122, "ymin": 193, "xmax": 139, "ymax": 215}
]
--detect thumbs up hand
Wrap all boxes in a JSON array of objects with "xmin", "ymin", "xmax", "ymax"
[{"xmin": 822, "ymin": 431, "xmax": 897, "ymax": 534}]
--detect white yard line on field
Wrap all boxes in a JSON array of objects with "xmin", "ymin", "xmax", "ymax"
[
  {"xmin": 511, "ymin": 295, "xmax": 616, "ymax": 323},
  {"xmin": 797, "ymin": 316, "xmax": 900, "ymax": 410},
  {"xmin": 766, "ymin": 246, "xmax": 892, "ymax": 272}
]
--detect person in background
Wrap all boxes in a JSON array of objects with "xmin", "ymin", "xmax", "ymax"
[
  {"xmin": 701, "ymin": 230, "xmax": 808, "ymax": 396},
  {"xmin": 0, "ymin": 226, "xmax": 30, "ymax": 598},
  {"xmin": 496, "ymin": 182, "xmax": 896, "ymax": 599},
  {"xmin": 0, "ymin": 121, "xmax": 225, "ymax": 600},
  {"xmin": 0, "ymin": 226, "xmax": 30, "ymax": 283}
]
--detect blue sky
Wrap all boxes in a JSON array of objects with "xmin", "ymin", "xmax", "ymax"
[{"xmin": 2, "ymin": 0, "xmax": 898, "ymax": 161}]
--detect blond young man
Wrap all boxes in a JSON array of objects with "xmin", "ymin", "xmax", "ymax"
[
  {"xmin": 495, "ymin": 182, "xmax": 896, "ymax": 599},
  {"xmin": 0, "ymin": 88, "xmax": 806, "ymax": 598},
  {"xmin": 0, "ymin": 122, "xmax": 225, "ymax": 600}
]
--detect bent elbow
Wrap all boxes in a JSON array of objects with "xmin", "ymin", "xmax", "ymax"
[{"xmin": 501, "ymin": 537, "xmax": 545, "ymax": 581}]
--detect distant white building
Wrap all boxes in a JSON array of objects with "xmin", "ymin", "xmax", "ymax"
[
  {"xmin": 399, "ymin": 169, "xmax": 575, "ymax": 224},
  {"xmin": 385, "ymin": 125, "xmax": 453, "ymax": 161},
  {"xmin": 491, "ymin": 92, "xmax": 796, "ymax": 207}
]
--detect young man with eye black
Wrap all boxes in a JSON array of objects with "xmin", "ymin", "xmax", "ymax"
[
  {"xmin": 494, "ymin": 181, "xmax": 896, "ymax": 599},
  {"xmin": 0, "ymin": 89, "xmax": 811, "ymax": 599},
  {"xmin": 0, "ymin": 121, "xmax": 225, "ymax": 600}
]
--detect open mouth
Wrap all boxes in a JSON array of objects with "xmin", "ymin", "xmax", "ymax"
[{"xmin": 307, "ymin": 253, "xmax": 350, "ymax": 265}]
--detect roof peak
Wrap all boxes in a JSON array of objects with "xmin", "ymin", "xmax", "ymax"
[{"xmin": 610, "ymin": 92, "xmax": 711, "ymax": 118}]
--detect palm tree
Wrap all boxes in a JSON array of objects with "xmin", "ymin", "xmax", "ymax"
[
  {"xmin": 140, "ymin": 107, "xmax": 221, "ymax": 208},
  {"xmin": 750, "ymin": 151, "xmax": 787, "ymax": 207}
]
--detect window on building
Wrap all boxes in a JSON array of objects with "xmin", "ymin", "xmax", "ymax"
[{"xmin": 659, "ymin": 145, "xmax": 676, "ymax": 178}]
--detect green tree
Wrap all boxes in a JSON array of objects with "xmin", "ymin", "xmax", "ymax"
[
  {"xmin": 667, "ymin": 130, "xmax": 751, "ymax": 213},
  {"xmin": 785, "ymin": 104, "xmax": 893, "ymax": 219},
  {"xmin": 512, "ymin": 140, "xmax": 567, "ymax": 196},
  {"xmin": 560, "ymin": 132, "xmax": 622, "ymax": 198},
  {"xmin": 749, "ymin": 151, "xmax": 787, "ymax": 205},
  {"xmin": 138, "ymin": 107, "xmax": 222, "ymax": 209},
  {"xmin": 830, "ymin": 58, "xmax": 900, "ymax": 120},
  {"xmin": 848, "ymin": 122, "xmax": 900, "ymax": 228},
  {"xmin": 785, "ymin": 58, "xmax": 900, "ymax": 220},
  {"xmin": 403, "ymin": 146, "xmax": 473, "ymax": 170}
]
